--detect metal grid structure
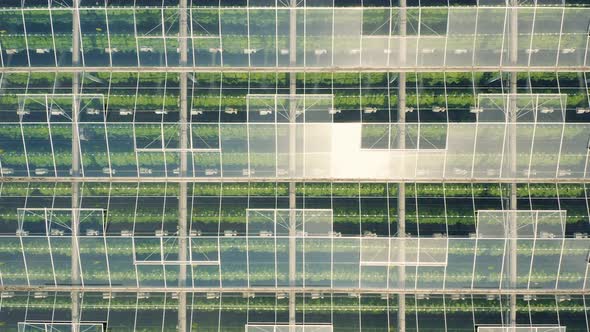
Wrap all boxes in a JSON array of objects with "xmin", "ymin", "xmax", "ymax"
[
  {"xmin": 0, "ymin": 0, "xmax": 589, "ymax": 331},
  {"xmin": 1, "ymin": 292, "xmax": 590, "ymax": 331},
  {"xmin": 0, "ymin": 6, "xmax": 588, "ymax": 70}
]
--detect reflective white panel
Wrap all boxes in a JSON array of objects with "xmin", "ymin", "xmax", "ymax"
[
  {"xmin": 360, "ymin": 238, "xmax": 448, "ymax": 267},
  {"xmin": 476, "ymin": 210, "xmax": 567, "ymax": 238}
]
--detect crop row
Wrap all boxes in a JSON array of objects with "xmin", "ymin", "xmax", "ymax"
[
  {"xmin": 0, "ymin": 182, "xmax": 587, "ymax": 198},
  {"xmin": 2, "ymin": 71, "xmax": 584, "ymax": 89},
  {"xmin": 2, "ymin": 122, "xmax": 588, "ymax": 146},
  {"xmin": 3, "ymin": 93, "xmax": 588, "ymax": 115},
  {"xmin": 0, "ymin": 7, "xmax": 581, "ymax": 37},
  {"xmin": 0, "ymin": 296, "xmax": 585, "ymax": 313},
  {"xmin": 1, "ymin": 205, "xmax": 588, "ymax": 225},
  {"xmin": 2, "ymin": 32, "xmax": 586, "ymax": 56},
  {"xmin": 0, "ymin": 265, "xmax": 585, "ymax": 288},
  {"xmin": 1, "ymin": 182, "xmax": 586, "ymax": 197},
  {"xmin": 0, "ymin": 238, "xmax": 586, "ymax": 256},
  {"xmin": 0, "ymin": 150, "xmax": 587, "ymax": 172}
]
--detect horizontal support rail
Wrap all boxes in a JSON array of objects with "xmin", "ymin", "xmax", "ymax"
[
  {"xmin": 133, "ymin": 260, "xmax": 221, "ymax": 266},
  {"xmin": 135, "ymin": 148, "xmax": 221, "ymax": 153},
  {"xmin": 1, "ymin": 286, "xmax": 590, "ymax": 295},
  {"xmin": 1, "ymin": 177, "xmax": 590, "ymax": 183},
  {"xmin": 359, "ymin": 262, "xmax": 448, "ymax": 267},
  {"xmin": 0, "ymin": 66, "xmax": 588, "ymax": 73}
]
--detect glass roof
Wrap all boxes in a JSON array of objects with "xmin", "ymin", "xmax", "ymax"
[
  {"xmin": 0, "ymin": 121, "xmax": 588, "ymax": 180},
  {"xmin": 0, "ymin": 6, "xmax": 586, "ymax": 69},
  {"xmin": 0, "ymin": 292, "xmax": 588, "ymax": 331},
  {"xmin": 0, "ymin": 184, "xmax": 587, "ymax": 291},
  {"xmin": 1, "ymin": 1, "xmax": 590, "ymax": 331},
  {"xmin": 0, "ymin": 72, "xmax": 588, "ymax": 180},
  {"xmin": 1, "ymin": 182, "xmax": 589, "ymax": 237},
  {"xmin": 1, "ymin": 235, "xmax": 586, "ymax": 291}
]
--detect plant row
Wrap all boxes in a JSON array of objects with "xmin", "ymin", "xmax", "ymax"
[
  {"xmin": 0, "ymin": 238, "xmax": 586, "ymax": 256},
  {"xmin": 1, "ymin": 150, "xmax": 588, "ymax": 173},
  {"xmin": 0, "ymin": 265, "xmax": 585, "ymax": 288},
  {"xmin": 2, "ymin": 71, "xmax": 584, "ymax": 89},
  {"xmin": 0, "ymin": 296, "xmax": 585, "ymax": 313},
  {"xmin": 1, "ymin": 205, "xmax": 588, "ymax": 225},
  {"xmin": 0, "ymin": 182, "xmax": 587, "ymax": 198},
  {"xmin": 4, "ymin": 92, "xmax": 587, "ymax": 114}
]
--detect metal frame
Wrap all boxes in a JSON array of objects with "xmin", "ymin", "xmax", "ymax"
[
  {"xmin": 17, "ymin": 321, "xmax": 106, "ymax": 332},
  {"xmin": 0, "ymin": 2, "xmax": 590, "ymax": 331}
]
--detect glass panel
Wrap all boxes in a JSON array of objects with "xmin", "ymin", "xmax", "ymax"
[
  {"xmin": 220, "ymin": 9, "xmax": 249, "ymax": 67},
  {"xmin": 446, "ymin": 8, "xmax": 477, "ymax": 67},
  {"xmin": 79, "ymin": 237, "xmax": 109, "ymax": 286},
  {"xmin": 107, "ymin": 9, "xmax": 138, "ymax": 66},
  {"xmin": 22, "ymin": 237, "xmax": 54, "ymax": 286},
  {"xmin": 529, "ymin": 8, "xmax": 562, "ymax": 67},
  {"xmin": 249, "ymin": 124, "xmax": 276, "ymax": 177},
  {"xmin": 0, "ymin": 10, "xmax": 29, "ymax": 67},
  {"xmin": 559, "ymin": 124, "xmax": 590, "ymax": 178},
  {"xmin": 333, "ymin": 9, "xmax": 362, "ymax": 67},
  {"xmin": 472, "ymin": 239, "xmax": 506, "ymax": 289},
  {"xmin": 50, "ymin": 237, "xmax": 72, "ymax": 286},
  {"xmin": 247, "ymin": 237, "xmax": 276, "ymax": 287},
  {"xmin": 305, "ymin": 9, "xmax": 332, "ymax": 68},
  {"xmin": 79, "ymin": 123, "xmax": 109, "ymax": 177},
  {"xmin": 219, "ymin": 237, "xmax": 247, "ymax": 287},
  {"xmin": 302, "ymin": 238, "xmax": 332, "ymax": 287},
  {"xmin": 514, "ymin": 8, "xmax": 535, "ymax": 67},
  {"xmin": 192, "ymin": 8, "xmax": 221, "ymax": 67},
  {"xmin": 559, "ymin": 9, "xmax": 589, "ymax": 67},
  {"xmin": 249, "ymin": 9, "xmax": 276, "ymax": 67},
  {"xmin": 50, "ymin": 123, "xmax": 73, "ymax": 177},
  {"xmin": 23, "ymin": 10, "xmax": 57, "ymax": 67},
  {"xmin": 530, "ymin": 124, "xmax": 562, "ymax": 178},
  {"xmin": 80, "ymin": 9, "xmax": 109, "ymax": 67},
  {"xmin": 106, "ymin": 123, "xmax": 137, "ymax": 177},
  {"xmin": 106, "ymin": 237, "xmax": 136, "ymax": 288},
  {"xmin": 445, "ymin": 123, "xmax": 477, "ymax": 179},
  {"xmin": 23, "ymin": 124, "xmax": 55, "ymax": 177},
  {"xmin": 473, "ymin": 123, "xmax": 506, "ymax": 179},
  {"xmin": 135, "ymin": 9, "xmax": 166, "ymax": 67},
  {"xmin": 220, "ymin": 124, "xmax": 248, "ymax": 177},
  {"xmin": 516, "ymin": 239, "xmax": 534, "ymax": 289},
  {"xmin": 0, "ymin": 123, "xmax": 28, "ymax": 177},
  {"xmin": 332, "ymin": 238, "xmax": 360, "ymax": 288},
  {"xmin": 557, "ymin": 239, "xmax": 588, "ymax": 289},
  {"xmin": 474, "ymin": 8, "xmax": 506, "ymax": 67},
  {"xmin": 445, "ymin": 239, "xmax": 476, "ymax": 289},
  {"xmin": 529, "ymin": 239, "xmax": 561, "ymax": 289}
]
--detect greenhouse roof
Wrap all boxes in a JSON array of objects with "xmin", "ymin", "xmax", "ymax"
[{"xmin": 1, "ymin": 0, "xmax": 590, "ymax": 331}]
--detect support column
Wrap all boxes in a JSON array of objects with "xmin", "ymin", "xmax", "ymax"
[
  {"xmin": 397, "ymin": 1, "xmax": 407, "ymax": 331},
  {"xmin": 178, "ymin": 0, "xmax": 189, "ymax": 331},
  {"xmin": 509, "ymin": 0, "xmax": 518, "ymax": 327},
  {"xmin": 288, "ymin": 0, "xmax": 298, "ymax": 329},
  {"xmin": 71, "ymin": 1, "xmax": 81, "ymax": 331}
]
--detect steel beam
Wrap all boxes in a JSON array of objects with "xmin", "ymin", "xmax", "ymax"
[
  {"xmin": 1, "ymin": 177, "xmax": 589, "ymax": 183},
  {"xmin": 177, "ymin": 0, "xmax": 189, "ymax": 331},
  {"xmin": 0, "ymin": 66, "xmax": 588, "ymax": 73},
  {"xmin": 397, "ymin": 1, "xmax": 407, "ymax": 331},
  {"xmin": 0, "ymin": 286, "xmax": 588, "ymax": 295},
  {"xmin": 71, "ymin": 1, "xmax": 81, "ymax": 331},
  {"xmin": 508, "ymin": 0, "xmax": 518, "ymax": 326},
  {"xmin": 288, "ymin": 1, "xmax": 297, "ymax": 329}
]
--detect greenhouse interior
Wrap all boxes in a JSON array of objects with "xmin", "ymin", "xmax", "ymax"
[{"xmin": 1, "ymin": 0, "xmax": 590, "ymax": 331}]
